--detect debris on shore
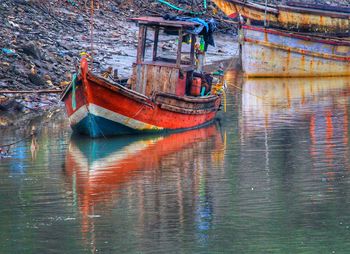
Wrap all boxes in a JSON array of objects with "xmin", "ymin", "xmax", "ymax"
[{"xmin": 0, "ymin": 0, "xmax": 239, "ymax": 116}]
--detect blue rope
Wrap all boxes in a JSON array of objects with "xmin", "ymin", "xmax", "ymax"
[
  {"xmin": 71, "ymin": 73, "xmax": 77, "ymax": 110},
  {"xmin": 157, "ymin": 0, "xmax": 207, "ymax": 15}
]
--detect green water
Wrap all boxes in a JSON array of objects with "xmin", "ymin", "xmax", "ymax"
[{"xmin": 1, "ymin": 73, "xmax": 350, "ymax": 253}]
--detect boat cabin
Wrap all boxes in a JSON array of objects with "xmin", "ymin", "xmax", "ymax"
[{"xmin": 129, "ymin": 17, "xmax": 203, "ymax": 97}]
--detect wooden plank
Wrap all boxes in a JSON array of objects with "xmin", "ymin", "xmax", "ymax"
[
  {"xmin": 1, "ymin": 89, "xmax": 62, "ymax": 94},
  {"xmin": 190, "ymin": 34, "xmax": 196, "ymax": 65},
  {"xmin": 135, "ymin": 64, "xmax": 143, "ymax": 93},
  {"xmin": 176, "ymin": 28, "xmax": 183, "ymax": 67},
  {"xmin": 130, "ymin": 17, "xmax": 197, "ymax": 28},
  {"xmin": 154, "ymin": 91, "xmax": 218, "ymax": 103},
  {"xmin": 136, "ymin": 25, "xmax": 146, "ymax": 64},
  {"xmin": 159, "ymin": 103, "xmax": 216, "ymax": 115},
  {"xmin": 142, "ymin": 27, "xmax": 148, "ymax": 61},
  {"xmin": 155, "ymin": 94, "xmax": 217, "ymax": 110},
  {"xmin": 153, "ymin": 27, "xmax": 159, "ymax": 61}
]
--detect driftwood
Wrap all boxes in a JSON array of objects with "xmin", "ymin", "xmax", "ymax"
[{"xmin": 0, "ymin": 90, "xmax": 62, "ymax": 94}]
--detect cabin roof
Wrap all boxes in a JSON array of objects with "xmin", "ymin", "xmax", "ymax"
[{"xmin": 131, "ymin": 16, "xmax": 198, "ymax": 29}]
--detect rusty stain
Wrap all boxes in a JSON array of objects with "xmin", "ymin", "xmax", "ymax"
[
  {"xmin": 344, "ymin": 105, "xmax": 348, "ymax": 146},
  {"xmin": 242, "ymin": 26, "xmax": 350, "ymax": 77}
]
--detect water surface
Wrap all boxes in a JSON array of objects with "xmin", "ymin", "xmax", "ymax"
[{"xmin": 1, "ymin": 73, "xmax": 350, "ymax": 253}]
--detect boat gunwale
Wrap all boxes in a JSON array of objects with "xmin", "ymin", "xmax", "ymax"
[
  {"xmin": 224, "ymin": 0, "xmax": 350, "ymax": 18},
  {"xmin": 90, "ymin": 72, "xmax": 220, "ymax": 106},
  {"xmin": 279, "ymin": 4, "xmax": 350, "ymax": 18},
  {"xmin": 62, "ymin": 71, "xmax": 221, "ymax": 113},
  {"xmin": 153, "ymin": 91, "xmax": 219, "ymax": 104},
  {"xmin": 243, "ymin": 25, "xmax": 350, "ymax": 47},
  {"xmin": 286, "ymin": 1, "xmax": 350, "ymax": 14},
  {"xmin": 224, "ymin": 0, "xmax": 278, "ymax": 14}
]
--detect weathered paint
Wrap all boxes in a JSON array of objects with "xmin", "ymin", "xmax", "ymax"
[
  {"xmin": 69, "ymin": 104, "xmax": 163, "ymax": 137},
  {"xmin": 62, "ymin": 72, "xmax": 221, "ymax": 137},
  {"xmin": 130, "ymin": 63, "xmax": 180, "ymax": 97},
  {"xmin": 213, "ymin": 0, "xmax": 350, "ymax": 35},
  {"xmin": 278, "ymin": 9, "xmax": 350, "ymax": 34},
  {"xmin": 213, "ymin": 0, "xmax": 278, "ymax": 20},
  {"xmin": 241, "ymin": 25, "xmax": 350, "ymax": 77}
]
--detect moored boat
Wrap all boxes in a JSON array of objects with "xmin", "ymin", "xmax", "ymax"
[
  {"xmin": 241, "ymin": 25, "xmax": 350, "ymax": 77},
  {"xmin": 213, "ymin": 0, "xmax": 350, "ymax": 36},
  {"xmin": 61, "ymin": 17, "xmax": 224, "ymax": 137}
]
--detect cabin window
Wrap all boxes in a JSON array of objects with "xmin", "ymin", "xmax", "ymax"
[{"xmin": 138, "ymin": 25, "xmax": 195, "ymax": 67}]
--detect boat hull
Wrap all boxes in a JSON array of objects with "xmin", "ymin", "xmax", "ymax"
[
  {"xmin": 242, "ymin": 25, "xmax": 350, "ymax": 77},
  {"xmin": 62, "ymin": 73, "xmax": 221, "ymax": 137},
  {"xmin": 213, "ymin": 0, "xmax": 350, "ymax": 35}
]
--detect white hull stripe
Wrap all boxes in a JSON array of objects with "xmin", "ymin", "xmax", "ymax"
[
  {"xmin": 69, "ymin": 104, "xmax": 163, "ymax": 131},
  {"xmin": 69, "ymin": 137, "xmax": 164, "ymax": 173}
]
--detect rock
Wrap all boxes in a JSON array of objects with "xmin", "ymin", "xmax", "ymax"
[
  {"xmin": 21, "ymin": 42, "xmax": 41, "ymax": 60},
  {"xmin": 110, "ymin": 6, "xmax": 119, "ymax": 13},
  {"xmin": 28, "ymin": 73, "xmax": 46, "ymax": 86},
  {"xmin": 0, "ymin": 81, "xmax": 8, "ymax": 89},
  {"xmin": 13, "ymin": 0, "xmax": 29, "ymax": 5},
  {"xmin": 76, "ymin": 15, "xmax": 84, "ymax": 27},
  {"xmin": 33, "ymin": 59, "xmax": 43, "ymax": 68},
  {"xmin": 0, "ymin": 98, "xmax": 24, "ymax": 111}
]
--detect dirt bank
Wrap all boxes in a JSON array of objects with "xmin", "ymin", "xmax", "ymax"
[{"xmin": 0, "ymin": 0, "xmax": 239, "ymax": 128}]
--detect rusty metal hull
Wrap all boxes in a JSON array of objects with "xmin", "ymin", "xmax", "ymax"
[
  {"xmin": 213, "ymin": 0, "xmax": 350, "ymax": 35},
  {"xmin": 242, "ymin": 25, "xmax": 350, "ymax": 77},
  {"xmin": 278, "ymin": 8, "xmax": 350, "ymax": 35}
]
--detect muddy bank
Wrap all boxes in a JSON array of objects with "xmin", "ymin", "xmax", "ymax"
[
  {"xmin": 0, "ymin": 0, "xmax": 240, "ymax": 129},
  {"xmin": 0, "ymin": 0, "xmax": 236, "ymax": 91}
]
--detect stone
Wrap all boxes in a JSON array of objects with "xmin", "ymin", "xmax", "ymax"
[
  {"xmin": 0, "ymin": 98, "xmax": 24, "ymax": 111},
  {"xmin": 21, "ymin": 42, "xmax": 41, "ymax": 60},
  {"xmin": 76, "ymin": 15, "xmax": 84, "ymax": 27},
  {"xmin": 28, "ymin": 73, "xmax": 46, "ymax": 86}
]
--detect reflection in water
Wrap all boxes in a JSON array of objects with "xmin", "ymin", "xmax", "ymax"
[
  {"xmin": 3, "ymin": 74, "xmax": 350, "ymax": 253},
  {"xmin": 241, "ymin": 77, "xmax": 350, "ymax": 136},
  {"xmin": 231, "ymin": 77, "xmax": 350, "ymax": 253},
  {"xmin": 64, "ymin": 124, "xmax": 225, "ymax": 252}
]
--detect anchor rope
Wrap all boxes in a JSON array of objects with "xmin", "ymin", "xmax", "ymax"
[{"xmin": 156, "ymin": 0, "xmax": 207, "ymax": 15}]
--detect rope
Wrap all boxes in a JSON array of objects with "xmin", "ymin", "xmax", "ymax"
[
  {"xmin": 90, "ymin": 0, "xmax": 94, "ymax": 60},
  {"xmin": 156, "ymin": 0, "xmax": 207, "ymax": 15},
  {"xmin": 71, "ymin": 73, "xmax": 77, "ymax": 110},
  {"xmin": 0, "ymin": 133, "xmax": 36, "ymax": 149}
]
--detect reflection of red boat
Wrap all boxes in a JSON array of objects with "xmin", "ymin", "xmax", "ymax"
[
  {"xmin": 61, "ymin": 17, "xmax": 223, "ymax": 137},
  {"xmin": 64, "ymin": 124, "xmax": 224, "ymax": 249},
  {"xmin": 64, "ymin": 124, "xmax": 223, "ymax": 206}
]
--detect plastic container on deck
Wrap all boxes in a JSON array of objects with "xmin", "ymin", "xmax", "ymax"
[{"xmin": 190, "ymin": 77, "xmax": 202, "ymax": 96}]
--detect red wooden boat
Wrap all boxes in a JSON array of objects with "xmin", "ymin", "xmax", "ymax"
[{"xmin": 61, "ymin": 17, "xmax": 224, "ymax": 137}]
